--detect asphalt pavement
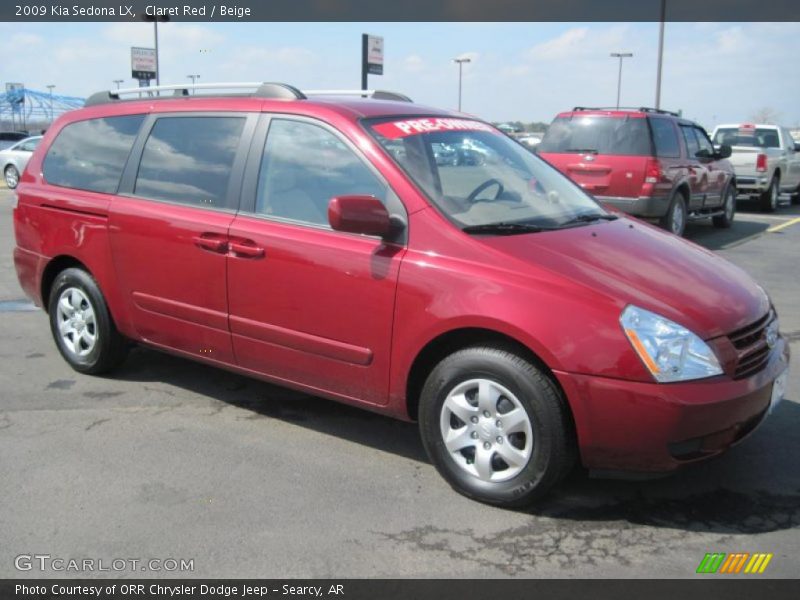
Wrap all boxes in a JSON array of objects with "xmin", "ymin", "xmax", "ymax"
[{"xmin": 0, "ymin": 187, "xmax": 798, "ymax": 578}]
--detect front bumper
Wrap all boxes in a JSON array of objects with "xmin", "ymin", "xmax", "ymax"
[
  {"xmin": 596, "ymin": 195, "xmax": 670, "ymax": 218},
  {"xmin": 554, "ymin": 337, "xmax": 789, "ymax": 474}
]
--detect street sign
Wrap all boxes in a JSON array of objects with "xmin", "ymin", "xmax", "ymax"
[
  {"xmin": 131, "ymin": 47, "xmax": 156, "ymax": 80},
  {"xmin": 365, "ymin": 35, "xmax": 384, "ymax": 75}
]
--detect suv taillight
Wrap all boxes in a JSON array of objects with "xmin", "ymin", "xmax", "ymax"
[
  {"xmin": 644, "ymin": 158, "xmax": 662, "ymax": 184},
  {"xmin": 756, "ymin": 153, "xmax": 767, "ymax": 172}
]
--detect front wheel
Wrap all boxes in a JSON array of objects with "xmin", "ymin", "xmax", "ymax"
[
  {"xmin": 760, "ymin": 176, "xmax": 779, "ymax": 212},
  {"xmin": 418, "ymin": 346, "xmax": 575, "ymax": 507},
  {"xmin": 713, "ymin": 185, "xmax": 736, "ymax": 228},
  {"xmin": 48, "ymin": 268, "xmax": 128, "ymax": 374},
  {"xmin": 4, "ymin": 165, "xmax": 19, "ymax": 189}
]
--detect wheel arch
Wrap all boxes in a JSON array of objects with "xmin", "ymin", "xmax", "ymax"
[{"xmin": 40, "ymin": 255, "xmax": 92, "ymax": 314}]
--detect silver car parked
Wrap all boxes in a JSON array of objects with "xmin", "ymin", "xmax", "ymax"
[{"xmin": 1, "ymin": 136, "xmax": 42, "ymax": 189}]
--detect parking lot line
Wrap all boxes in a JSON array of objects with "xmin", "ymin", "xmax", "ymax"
[{"xmin": 767, "ymin": 217, "xmax": 800, "ymax": 233}]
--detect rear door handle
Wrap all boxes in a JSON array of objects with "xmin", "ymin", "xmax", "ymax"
[
  {"xmin": 193, "ymin": 233, "xmax": 228, "ymax": 253},
  {"xmin": 228, "ymin": 239, "xmax": 265, "ymax": 259}
]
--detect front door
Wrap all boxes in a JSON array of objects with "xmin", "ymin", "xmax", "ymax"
[
  {"xmin": 110, "ymin": 112, "xmax": 254, "ymax": 364},
  {"xmin": 227, "ymin": 116, "xmax": 406, "ymax": 406}
]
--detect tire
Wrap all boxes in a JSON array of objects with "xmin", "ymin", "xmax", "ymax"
[
  {"xmin": 791, "ymin": 184, "xmax": 800, "ymax": 205},
  {"xmin": 418, "ymin": 346, "xmax": 575, "ymax": 508},
  {"xmin": 4, "ymin": 165, "xmax": 19, "ymax": 189},
  {"xmin": 660, "ymin": 192, "xmax": 687, "ymax": 237},
  {"xmin": 759, "ymin": 175, "xmax": 779, "ymax": 212},
  {"xmin": 47, "ymin": 268, "xmax": 128, "ymax": 374},
  {"xmin": 712, "ymin": 185, "xmax": 736, "ymax": 229}
]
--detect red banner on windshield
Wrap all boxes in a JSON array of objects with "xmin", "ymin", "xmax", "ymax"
[{"xmin": 372, "ymin": 118, "xmax": 497, "ymax": 139}]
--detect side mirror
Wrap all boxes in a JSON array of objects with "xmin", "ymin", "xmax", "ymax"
[
  {"xmin": 794, "ymin": 142, "xmax": 800, "ymax": 152},
  {"xmin": 328, "ymin": 195, "xmax": 392, "ymax": 237},
  {"xmin": 716, "ymin": 144, "xmax": 732, "ymax": 159}
]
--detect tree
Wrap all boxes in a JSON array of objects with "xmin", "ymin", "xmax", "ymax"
[{"xmin": 749, "ymin": 107, "xmax": 782, "ymax": 124}]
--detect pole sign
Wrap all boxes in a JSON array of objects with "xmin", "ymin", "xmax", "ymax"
[
  {"xmin": 5, "ymin": 82, "xmax": 24, "ymax": 106},
  {"xmin": 131, "ymin": 47, "xmax": 157, "ymax": 80},
  {"xmin": 365, "ymin": 34, "xmax": 383, "ymax": 75}
]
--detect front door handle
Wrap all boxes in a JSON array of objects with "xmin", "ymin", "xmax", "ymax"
[
  {"xmin": 228, "ymin": 239, "xmax": 265, "ymax": 259},
  {"xmin": 193, "ymin": 233, "xmax": 228, "ymax": 253}
]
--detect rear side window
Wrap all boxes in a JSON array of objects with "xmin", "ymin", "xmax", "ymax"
[
  {"xmin": 680, "ymin": 125, "xmax": 700, "ymax": 158},
  {"xmin": 649, "ymin": 118, "xmax": 680, "ymax": 158},
  {"xmin": 255, "ymin": 119, "xmax": 387, "ymax": 226},
  {"xmin": 43, "ymin": 115, "xmax": 144, "ymax": 193},
  {"xmin": 134, "ymin": 116, "xmax": 246, "ymax": 208},
  {"xmin": 537, "ymin": 116, "xmax": 651, "ymax": 156}
]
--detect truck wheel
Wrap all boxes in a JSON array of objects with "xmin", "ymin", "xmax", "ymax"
[
  {"xmin": 418, "ymin": 346, "xmax": 575, "ymax": 507},
  {"xmin": 660, "ymin": 192, "xmax": 687, "ymax": 236},
  {"xmin": 759, "ymin": 176, "xmax": 779, "ymax": 212},
  {"xmin": 48, "ymin": 268, "xmax": 128, "ymax": 374},
  {"xmin": 713, "ymin": 185, "xmax": 736, "ymax": 229}
]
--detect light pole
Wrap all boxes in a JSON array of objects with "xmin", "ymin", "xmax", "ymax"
[
  {"xmin": 187, "ymin": 74, "xmax": 200, "ymax": 93},
  {"xmin": 655, "ymin": 0, "xmax": 666, "ymax": 109},
  {"xmin": 142, "ymin": 13, "xmax": 170, "ymax": 87},
  {"xmin": 453, "ymin": 57, "xmax": 471, "ymax": 111},
  {"xmin": 610, "ymin": 52, "xmax": 633, "ymax": 109},
  {"xmin": 46, "ymin": 84, "xmax": 55, "ymax": 123},
  {"xmin": 113, "ymin": 79, "xmax": 124, "ymax": 89}
]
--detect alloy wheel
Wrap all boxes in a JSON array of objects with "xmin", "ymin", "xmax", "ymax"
[{"xmin": 56, "ymin": 287, "xmax": 98, "ymax": 357}]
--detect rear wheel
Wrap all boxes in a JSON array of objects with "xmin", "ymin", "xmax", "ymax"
[
  {"xmin": 4, "ymin": 165, "xmax": 19, "ymax": 189},
  {"xmin": 712, "ymin": 185, "xmax": 736, "ymax": 228},
  {"xmin": 418, "ymin": 346, "xmax": 575, "ymax": 507},
  {"xmin": 760, "ymin": 175, "xmax": 779, "ymax": 212},
  {"xmin": 791, "ymin": 183, "xmax": 800, "ymax": 205},
  {"xmin": 48, "ymin": 268, "xmax": 128, "ymax": 374},
  {"xmin": 660, "ymin": 192, "xmax": 687, "ymax": 236}
]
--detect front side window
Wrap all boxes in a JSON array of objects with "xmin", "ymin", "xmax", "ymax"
[
  {"xmin": 43, "ymin": 115, "xmax": 144, "ymax": 193},
  {"xmin": 694, "ymin": 127, "xmax": 714, "ymax": 155},
  {"xmin": 134, "ymin": 116, "xmax": 245, "ymax": 208},
  {"xmin": 366, "ymin": 117, "xmax": 608, "ymax": 231},
  {"xmin": 255, "ymin": 119, "xmax": 387, "ymax": 226},
  {"xmin": 680, "ymin": 125, "xmax": 700, "ymax": 158}
]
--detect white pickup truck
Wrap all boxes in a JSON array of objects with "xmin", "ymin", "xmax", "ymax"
[{"xmin": 711, "ymin": 123, "xmax": 800, "ymax": 211}]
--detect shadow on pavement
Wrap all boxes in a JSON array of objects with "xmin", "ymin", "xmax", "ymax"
[{"xmin": 114, "ymin": 345, "xmax": 800, "ymax": 535}]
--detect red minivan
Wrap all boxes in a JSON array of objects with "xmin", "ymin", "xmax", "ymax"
[
  {"xmin": 537, "ymin": 107, "xmax": 736, "ymax": 237},
  {"xmin": 12, "ymin": 83, "xmax": 789, "ymax": 507}
]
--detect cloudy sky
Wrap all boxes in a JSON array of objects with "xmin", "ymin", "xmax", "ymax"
[{"xmin": 2, "ymin": 21, "xmax": 798, "ymax": 129}]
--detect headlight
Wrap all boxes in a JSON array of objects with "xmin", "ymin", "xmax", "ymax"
[{"xmin": 620, "ymin": 305, "xmax": 723, "ymax": 383}]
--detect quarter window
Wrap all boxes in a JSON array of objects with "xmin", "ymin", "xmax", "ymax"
[
  {"xmin": 43, "ymin": 115, "xmax": 144, "ymax": 193},
  {"xmin": 134, "ymin": 116, "xmax": 245, "ymax": 208},
  {"xmin": 255, "ymin": 119, "xmax": 387, "ymax": 226},
  {"xmin": 649, "ymin": 118, "xmax": 680, "ymax": 158}
]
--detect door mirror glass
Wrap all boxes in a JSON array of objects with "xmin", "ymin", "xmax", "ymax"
[{"xmin": 328, "ymin": 195, "xmax": 392, "ymax": 237}]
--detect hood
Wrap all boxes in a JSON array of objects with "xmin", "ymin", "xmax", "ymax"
[{"xmin": 479, "ymin": 217, "xmax": 769, "ymax": 339}]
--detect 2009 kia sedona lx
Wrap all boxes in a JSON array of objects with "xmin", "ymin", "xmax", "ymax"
[{"xmin": 12, "ymin": 83, "xmax": 790, "ymax": 507}]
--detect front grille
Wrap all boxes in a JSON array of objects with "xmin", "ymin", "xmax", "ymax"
[{"xmin": 728, "ymin": 311, "xmax": 773, "ymax": 380}]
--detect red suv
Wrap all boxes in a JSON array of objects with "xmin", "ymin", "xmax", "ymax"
[
  {"xmin": 12, "ymin": 84, "xmax": 788, "ymax": 507},
  {"xmin": 537, "ymin": 107, "xmax": 736, "ymax": 236}
]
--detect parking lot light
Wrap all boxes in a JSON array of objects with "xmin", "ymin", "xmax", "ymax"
[
  {"xmin": 610, "ymin": 52, "xmax": 633, "ymax": 109},
  {"xmin": 142, "ymin": 13, "xmax": 170, "ymax": 87},
  {"xmin": 453, "ymin": 57, "xmax": 471, "ymax": 111}
]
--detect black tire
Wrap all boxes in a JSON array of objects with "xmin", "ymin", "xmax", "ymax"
[
  {"xmin": 47, "ymin": 268, "xmax": 128, "ymax": 374},
  {"xmin": 712, "ymin": 184, "xmax": 736, "ymax": 229},
  {"xmin": 660, "ymin": 191, "xmax": 687, "ymax": 237},
  {"xmin": 759, "ymin": 175, "xmax": 779, "ymax": 212},
  {"xmin": 791, "ymin": 184, "xmax": 800, "ymax": 205},
  {"xmin": 418, "ymin": 346, "xmax": 575, "ymax": 508},
  {"xmin": 4, "ymin": 165, "xmax": 19, "ymax": 189}
]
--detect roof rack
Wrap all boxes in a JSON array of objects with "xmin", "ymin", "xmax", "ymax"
[
  {"xmin": 84, "ymin": 82, "xmax": 412, "ymax": 107},
  {"xmin": 572, "ymin": 106, "xmax": 680, "ymax": 117}
]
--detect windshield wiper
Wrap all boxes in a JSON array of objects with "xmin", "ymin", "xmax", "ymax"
[
  {"xmin": 462, "ymin": 222, "xmax": 551, "ymax": 235},
  {"xmin": 558, "ymin": 213, "xmax": 619, "ymax": 228},
  {"xmin": 564, "ymin": 148, "xmax": 599, "ymax": 154}
]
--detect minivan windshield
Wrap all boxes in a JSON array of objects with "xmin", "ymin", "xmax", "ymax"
[{"xmin": 366, "ymin": 117, "xmax": 609, "ymax": 232}]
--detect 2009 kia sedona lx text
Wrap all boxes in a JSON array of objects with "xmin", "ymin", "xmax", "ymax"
[{"xmin": 12, "ymin": 83, "xmax": 790, "ymax": 507}]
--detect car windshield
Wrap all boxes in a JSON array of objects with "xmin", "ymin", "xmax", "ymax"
[
  {"xmin": 537, "ymin": 115, "xmax": 651, "ymax": 156},
  {"xmin": 365, "ymin": 117, "xmax": 608, "ymax": 231},
  {"xmin": 712, "ymin": 127, "xmax": 780, "ymax": 148}
]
